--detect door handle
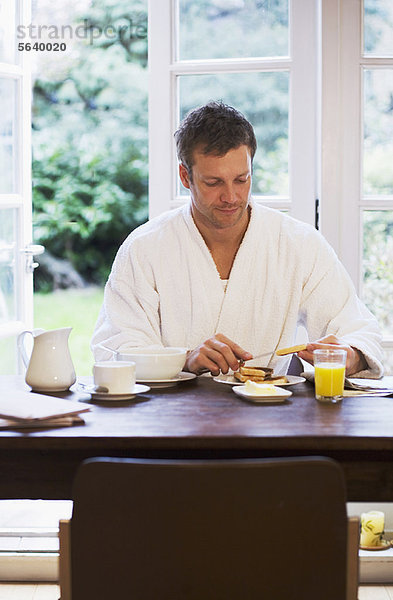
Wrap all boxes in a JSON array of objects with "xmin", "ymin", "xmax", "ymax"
[{"xmin": 21, "ymin": 244, "xmax": 45, "ymax": 273}]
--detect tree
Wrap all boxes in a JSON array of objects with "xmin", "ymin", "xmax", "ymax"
[{"xmin": 32, "ymin": 0, "xmax": 148, "ymax": 289}]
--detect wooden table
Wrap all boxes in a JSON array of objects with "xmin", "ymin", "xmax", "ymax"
[{"xmin": 1, "ymin": 374, "xmax": 393, "ymax": 501}]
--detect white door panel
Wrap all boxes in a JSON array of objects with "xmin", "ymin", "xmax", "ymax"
[{"xmin": 0, "ymin": 0, "xmax": 33, "ymax": 374}]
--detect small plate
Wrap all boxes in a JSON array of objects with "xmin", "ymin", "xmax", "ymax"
[
  {"xmin": 213, "ymin": 374, "xmax": 305, "ymax": 387},
  {"xmin": 233, "ymin": 385, "xmax": 292, "ymax": 403},
  {"xmin": 360, "ymin": 540, "xmax": 392, "ymax": 551},
  {"xmin": 136, "ymin": 371, "xmax": 196, "ymax": 388},
  {"xmin": 79, "ymin": 383, "xmax": 150, "ymax": 401}
]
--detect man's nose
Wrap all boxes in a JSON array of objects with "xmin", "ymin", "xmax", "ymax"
[{"xmin": 220, "ymin": 183, "xmax": 236, "ymax": 203}]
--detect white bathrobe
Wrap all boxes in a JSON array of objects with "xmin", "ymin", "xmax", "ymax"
[{"xmin": 92, "ymin": 201, "xmax": 383, "ymax": 377}]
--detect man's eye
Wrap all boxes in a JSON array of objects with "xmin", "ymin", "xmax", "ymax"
[
  {"xmin": 205, "ymin": 181, "xmax": 220, "ymax": 187},
  {"xmin": 236, "ymin": 179, "xmax": 248, "ymax": 184}
]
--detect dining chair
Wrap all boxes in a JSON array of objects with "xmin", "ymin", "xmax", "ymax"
[{"xmin": 59, "ymin": 456, "xmax": 359, "ymax": 600}]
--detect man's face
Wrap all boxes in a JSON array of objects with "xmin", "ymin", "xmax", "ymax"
[{"xmin": 179, "ymin": 145, "xmax": 252, "ymax": 232}]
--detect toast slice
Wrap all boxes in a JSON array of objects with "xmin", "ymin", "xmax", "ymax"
[
  {"xmin": 263, "ymin": 375, "xmax": 289, "ymax": 385},
  {"xmin": 238, "ymin": 365, "xmax": 272, "ymax": 378},
  {"xmin": 233, "ymin": 365, "xmax": 282, "ymax": 384},
  {"xmin": 276, "ymin": 344, "xmax": 307, "ymax": 356},
  {"xmin": 234, "ymin": 372, "xmax": 266, "ymax": 383}
]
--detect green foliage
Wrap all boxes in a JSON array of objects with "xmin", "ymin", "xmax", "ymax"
[
  {"xmin": 178, "ymin": 1, "xmax": 289, "ymax": 196},
  {"xmin": 364, "ymin": 0, "xmax": 393, "ymax": 55},
  {"xmin": 180, "ymin": 71, "xmax": 289, "ymax": 196},
  {"xmin": 33, "ymin": 149, "xmax": 147, "ymax": 284},
  {"xmin": 178, "ymin": 0, "xmax": 288, "ymax": 60},
  {"xmin": 34, "ymin": 287, "xmax": 104, "ymax": 375},
  {"xmin": 32, "ymin": 0, "xmax": 148, "ymax": 290},
  {"xmin": 363, "ymin": 211, "xmax": 393, "ymax": 337}
]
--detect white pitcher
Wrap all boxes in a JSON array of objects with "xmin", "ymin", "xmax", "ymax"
[{"xmin": 18, "ymin": 327, "xmax": 76, "ymax": 392}]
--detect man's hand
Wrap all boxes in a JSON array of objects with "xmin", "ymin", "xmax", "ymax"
[
  {"xmin": 185, "ymin": 333, "xmax": 253, "ymax": 376},
  {"xmin": 297, "ymin": 334, "xmax": 368, "ymax": 376}
]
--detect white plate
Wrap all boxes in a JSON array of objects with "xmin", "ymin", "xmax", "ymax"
[
  {"xmin": 79, "ymin": 383, "xmax": 150, "ymax": 401},
  {"xmin": 233, "ymin": 385, "xmax": 292, "ymax": 403},
  {"xmin": 136, "ymin": 371, "xmax": 197, "ymax": 388},
  {"xmin": 213, "ymin": 374, "xmax": 305, "ymax": 387}
]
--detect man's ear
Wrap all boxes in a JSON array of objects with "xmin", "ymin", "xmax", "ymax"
[{"xmin": 179, "ymin": 163, "xmax": 191, "ymax": 189}]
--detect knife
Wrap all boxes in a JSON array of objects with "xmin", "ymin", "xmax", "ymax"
[{"xmin": 248, "ymin": 344, "xmax": 308, "ymax": 362}]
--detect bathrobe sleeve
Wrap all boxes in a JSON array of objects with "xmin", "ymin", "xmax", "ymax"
[
  {"xmin": 298, "ymin": 230, "xmax": 383, "ymax": 378},
  {"xmin": 91, "ymin": 234, "xmax": 164, "ymax": 360}
]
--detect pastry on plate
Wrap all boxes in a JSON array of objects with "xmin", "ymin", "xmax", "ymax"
[{"xmin": 234, "ymin": 365, "xmax": 288, "ymax": 385}]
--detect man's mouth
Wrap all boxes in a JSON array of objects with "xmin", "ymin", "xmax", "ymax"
[{"xmin": 216, "ymin": 206, "xmax": 239, "ymax": 213}]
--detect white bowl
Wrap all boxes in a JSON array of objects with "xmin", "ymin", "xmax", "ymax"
[{"xmin": 117, "ymin": 347, "xmax": 188, "ymax": 380}]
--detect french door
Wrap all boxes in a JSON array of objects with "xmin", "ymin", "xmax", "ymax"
[
  {"xmin": 149, "ymin": 0, "xmax": 393, "ymax": 372},
  {"xmin": 321, "ymin": 0, "xmax": 393, "ymax": 371},
  {"xmin": 0, "ymin": 0, "xmax": 35, "ymax": 374}
]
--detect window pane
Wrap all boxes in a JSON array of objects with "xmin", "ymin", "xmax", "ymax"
[
  {"xmin": 362, "ymin": 210, "xmax": 393, "ymax": 338},
  {"xmin": 178, "ymin": 0, "xmax": 289, "ymax": 61},
  {"xmin": 0, "ymin": 208, "xmax": 17, "ymax": 324},
  {"xmin": 0, "ymin": 337, "xmax": 17, "ymax": 375},
  {"xmin": 363, "ymin": 69, "xmax": 393, "ymax": 195},
  {"xmin": 0, "ymin": 78, "xmax": 17, "ymax": 194},
  {"xmin": 0, "ymin": 0, "xmax": 17, "ymax": 64},
  {"xmin": 179, "ymin": 72, "xmax": 289, "ymax": 196},
  {"xmin": 364, "ymin": 0, "xmax": 393, "ymax": 57}
]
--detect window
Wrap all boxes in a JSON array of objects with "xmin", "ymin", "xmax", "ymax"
[
  {"xmin": 148, "ymin": 0, "xmax": 318, "ymax": 226},
  {"xmin": 362, "ymin": 1, "xmax": 393, "ymax": 370},
  {"xmin": 0, "ymin": 0, "xmax": 34, "ymax": 374},
  {"xmin": 321, "ymin": 0, "xmax": 393, "ymax": 372},
  {"xmin": 149, "ymin": 0, "xmax": 393, "ymax": 372}
]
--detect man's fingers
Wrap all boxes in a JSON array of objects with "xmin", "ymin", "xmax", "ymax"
[
  {"xmin": 215, "ymin": 333, "xmax": 253, "ymax": 361},
  {"xmin": 300, "ymin": 337, "xmax": 361, "ymax": 374},
  {"xmin": 297, "ymin": 348, "xmax": 314, "ymax": 365},
  {"xmin": 186, "ymin": 334, "xmax": 253, "ymax": 376},
  {"xmin": 204, "ymin": 342, "xmax": 240, "ymax": 373},
  {"xmin": 206, "ymin": 342, "xmax": 250, "ymax": 371},
  {"xmin": 187, "ymin": 345, "xmax": 235, "ymax": 375}
]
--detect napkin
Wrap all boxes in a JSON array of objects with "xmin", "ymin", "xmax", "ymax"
[
  {"xmin": 302, "ymin": 372, "xmax": 393, "ymax": 396},
  {"xmin": 0, "ymin": 415, "xmax": 85, "ymax": 429},
  {"xmin": 344, "ymin": 377, "xmax": 393, "ymax": 392},
  {"xmin": 0, "ymin": 390, "xmax": 91, "ymax": 428}
]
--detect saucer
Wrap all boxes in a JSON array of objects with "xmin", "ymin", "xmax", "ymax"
[
  {"xmin": 360, "ymin": 540, "xmax": 392, "ymax": 551},
  {"xmin": 78, "ymin": 383, "xmax": 150, "ymax": 401},
  {"xmin": 214, "ymin": 374, "xmax": 305, "ymax": 387},
  {"xmin": 136, "ymin": 371, "xmax": 196, "ymax": 388}
]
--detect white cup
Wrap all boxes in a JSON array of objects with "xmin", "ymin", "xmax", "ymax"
[{"xmin": 93, "ymin": 361, "xmax": 136, "ymax": 394}]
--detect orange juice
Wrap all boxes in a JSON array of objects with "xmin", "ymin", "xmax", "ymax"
[{"xmin": 314, "ymin": 363, "xmax": 345, "ymax": 398}]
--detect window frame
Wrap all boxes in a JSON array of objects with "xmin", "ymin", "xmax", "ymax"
[
  {"xmin": 148, "ymin": 0, "xmax": 318, "ymax": 226},
  {"xmin": 0, "ymin": 0, "xmax": 33, "ymax": 359},
  {"xmin": 321, "ymin": 0, "xmax": 393, "ymax": 355},
  {"xmin": 149, "ymin": 0, "xmax": 393, "ymax": 355}
]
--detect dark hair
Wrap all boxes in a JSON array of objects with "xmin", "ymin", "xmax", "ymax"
[{"xmin": 174, "ymin": 101, "xmax": 257, "ymax": 177}]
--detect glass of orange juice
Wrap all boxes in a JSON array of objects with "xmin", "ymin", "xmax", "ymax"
[{"xmin": 313, "ymin": 349, "xmax": 347, "ymax": 403}]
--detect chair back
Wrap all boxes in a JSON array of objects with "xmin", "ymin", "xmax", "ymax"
[{"xmin": 71, "ymin": 456, "xmax": 348, "ymax": 600}]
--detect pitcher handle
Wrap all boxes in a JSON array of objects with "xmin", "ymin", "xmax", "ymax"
[
  {"xmin": 17, "ymin": 331, "xmax": 33, "ymax": 369},
  {"xmin": 17, "ymin": 328, "xmax": 46, "ymax": 369}
]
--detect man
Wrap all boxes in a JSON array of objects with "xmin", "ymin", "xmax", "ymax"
[{"xmin": 92, "ymin": 102, "xmax": 383, "ymax": 378}]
